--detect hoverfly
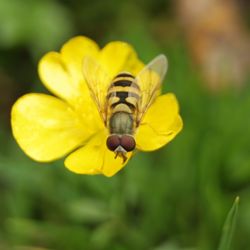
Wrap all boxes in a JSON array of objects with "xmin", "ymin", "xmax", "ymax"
[{"xmin": 83, "ymin": 54, "xmax": 168, "ymax": 162}]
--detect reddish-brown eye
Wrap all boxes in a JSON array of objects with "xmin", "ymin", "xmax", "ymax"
[
  {"xmin": 106, "ymin": 135, "xmax": 120, "ymax": 151},
  {"xmin": 120, "ymin": 135, "xmax": 136, "ymax": 152}
]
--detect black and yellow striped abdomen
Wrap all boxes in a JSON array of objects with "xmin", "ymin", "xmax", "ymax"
[
  {"xmin": 107, "ymin": 72, "xmax": 140, "ymax": 135},
  {"xmin": 107, "ymin": 73, "xmax": 140, "ymax": 113}
]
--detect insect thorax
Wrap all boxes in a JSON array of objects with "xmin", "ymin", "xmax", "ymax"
[{"xmin": 109, "ymin": 112, "xmax": 134, "ymax": 135}]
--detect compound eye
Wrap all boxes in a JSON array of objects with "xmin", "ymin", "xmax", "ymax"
[
  {"xmin": 106, "ymin": 135, "xmax": 120, "ymax": 151},
  {"xmin": 120, "ymin": 135, "xmax": 136, "ymax": 152}
]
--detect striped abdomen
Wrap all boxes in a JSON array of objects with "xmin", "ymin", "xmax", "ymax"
[{"xmin": 107, "ymin": 73, "xmax": 140, "ymax": 135}]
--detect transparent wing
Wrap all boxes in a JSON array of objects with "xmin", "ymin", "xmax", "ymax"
[
  {"xmin": 82, "ymin": 56, "xmax": 112, "ymax": 123},
  {"xmin": 135, "ymin": 54, "xmax": 168, "ymax": 124}
]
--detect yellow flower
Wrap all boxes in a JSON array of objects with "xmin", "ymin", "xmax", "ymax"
[{"xmin": 11, "ymin": 36, "xmax": 183, "ymax": 177}]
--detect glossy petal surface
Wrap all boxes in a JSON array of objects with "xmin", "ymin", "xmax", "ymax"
[
  {"xmin": 135, "ymin": 93, "xmax": 183, "ymax": 151},
  {"xmin": 99, "ymin": 41, "xmax": 144, "ymax": 78},
  {"xmin": 38, "ymin": 37, "xmax": 103, "ymax": 132},
  {"xmin": 38, "ymin": 36, "xmax": 98, "ymax": 103},
  {"xmin": 11, "ymin": 94, "xmax": 89, "ymax": 161}
]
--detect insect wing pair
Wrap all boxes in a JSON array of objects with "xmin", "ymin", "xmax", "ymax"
[{"xmin": 82, "ymin": 54, "xmax": 168, "ymax": 126}]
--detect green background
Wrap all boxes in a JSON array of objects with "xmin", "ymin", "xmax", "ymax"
[{"xmin": 0, "ymin": 0, "xmax": 249, "ymax": 249}]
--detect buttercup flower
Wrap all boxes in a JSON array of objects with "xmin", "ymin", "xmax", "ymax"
[{"xmin": 11, "ymin": 36, "xmax": 183, "ymax": 177}]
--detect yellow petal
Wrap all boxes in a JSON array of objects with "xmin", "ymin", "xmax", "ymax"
[
  {"xmin": 38, "ymin": 39, "xmax": 103, "ymax": 133},
  {"xmin": 99, "ymin": 41, "xmax": 144, "ymax": 78},
  {"xmin": 102, "ymin": 148, "xmax": 132, "ymax": 177},
  {"xmin": 60, "ymin": 36, "xmax": 99, "ymax": 83},
  {"xmin": 11, "ymin": 93, "xmax": 90, "ymax": 162},
  {"xmin": 64, "ymin": 131, "xmax": 104, "ymax": 175},
  {"xmin": 135, "ymin": 93, "xmax": 183, "ymax": 151},
  {"xmin": 65, "ymin": 130, "xmax": 132, "ymax": 177},
  {"xmin": 38, "ymin": 51, "xmax": 76, "ymax": 102},
  {"xmin": 38, "ymin": 36, "xmax": 99, "ymax": 100}
]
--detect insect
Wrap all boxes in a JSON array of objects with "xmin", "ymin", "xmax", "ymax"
[{"xmin": 83, "ymin": 54, "xmax": 168, "ymax": 162}]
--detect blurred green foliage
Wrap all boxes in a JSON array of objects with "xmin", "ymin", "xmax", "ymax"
[
  {"xmin": 0, "ymin": 0, "xmax": 249, "ymax": 250},
  {"xmin": 0, "ymin": 0, "xmax": 74, "ymax": 56}
]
